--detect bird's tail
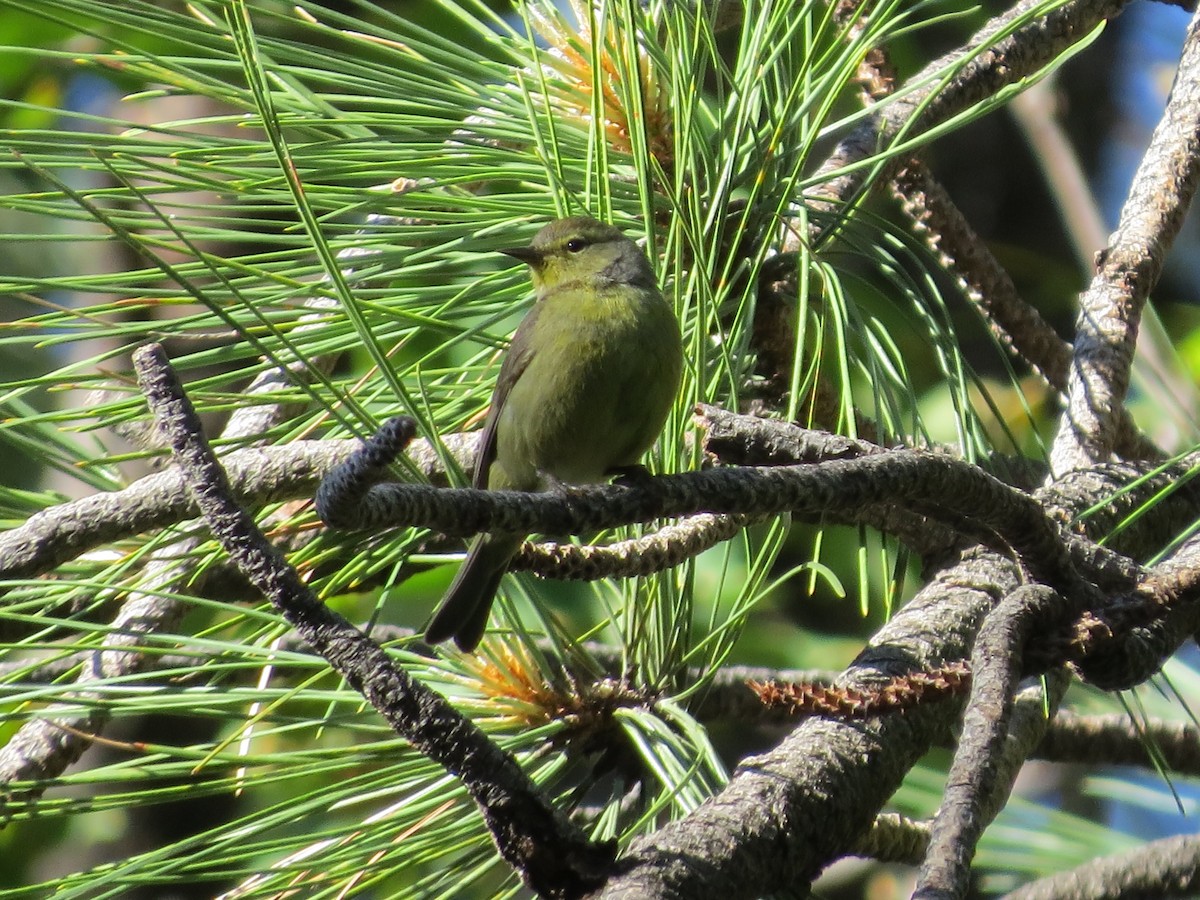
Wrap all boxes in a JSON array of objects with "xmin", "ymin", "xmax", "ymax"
[{"xmin": 425, "ymin": 532, "xmax": 522, "ymax": 651}]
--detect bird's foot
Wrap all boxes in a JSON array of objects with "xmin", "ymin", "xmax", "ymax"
[{"xmin": 607, "ymin": 464, "xmax": 654, "ymax": 488}]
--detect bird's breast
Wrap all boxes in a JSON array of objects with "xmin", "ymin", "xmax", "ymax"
[{"xmin": 491, "ymin": 285, "xmax": 681, "ymax": 489}]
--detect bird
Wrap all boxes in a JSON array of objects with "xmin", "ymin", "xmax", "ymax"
[{"xmin": 424, "ymin": 215, "xmax": 683, "ymax": 651}]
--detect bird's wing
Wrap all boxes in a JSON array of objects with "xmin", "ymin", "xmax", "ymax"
[{"xmin": 471, "ymin": 302, "xmax": 541, "ymax": 489}]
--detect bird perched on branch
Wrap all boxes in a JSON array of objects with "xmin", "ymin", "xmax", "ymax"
[{"xmin": 425, "ymin": 216, "xmax": 683, "ymax": 651}]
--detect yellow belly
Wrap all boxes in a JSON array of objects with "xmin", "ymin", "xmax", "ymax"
[{"xmin": 489, "ymin": 284, "xmax": 681, "ymax": 490}]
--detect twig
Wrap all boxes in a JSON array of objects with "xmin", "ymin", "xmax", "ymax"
[
  {"xmin": 915, "ymin": 583, "xmax": 1069, "ymax": 900},
  {"xmin": 131, "ymin": 343, "xmax": 611, "ymax": 899},
  {"xmin": 0, "ymin": 434, "xmax": 476, "ymax": 583},
  {"xmin": 892, "ymin": 160, "xmax": 1073, "ymax": 393},
  {"xmin": 852, "ymin": 812, "xmax": 931, "ymax": 866},
  {"xmin": 844, "ymin": 2, "xmax": 1071, "ymax": 397},
  {"xmin": 588, "ymin": 545, "xmax": 1026, "ymax": 899},
  {"xmin": 1034, "ymin": 710, "xmax": 1200, "ymax": 775},
  {"xmin": 317, "ymin": 418, "xmax": 1085, "ymax": 600},
  {"xmin": 1002, "ymin": 833, "xmax": 1200, "ymax": 899},
  {"xmin": 801, "ymin": 0, "xmax": 1133, "ymax": 233},
  {"xmin": 515, "ymin": 513, "xmax": 753, "ymax": 580},
  {"xmin": 1050, "ymin": 6, "xmax": 1200, "ymax": 473},
  {"xmin": 892, "ymin": 159, "xmax": 1162, "ymax": 463}
]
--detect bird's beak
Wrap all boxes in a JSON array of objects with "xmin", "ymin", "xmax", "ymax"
[{"xmin": 499, "ymin": 245, "xmax": 541, "ymax": 265}]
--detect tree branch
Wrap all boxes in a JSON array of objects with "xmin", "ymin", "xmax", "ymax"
[
  {"xmin": 317, "ymin": 417, "xmax": 1088, "ymax": 600},
  {"xmin": 590, "ymin": 545, "xmax": 1024, "ymax": 899},
  {"xmin": 915, "ymin": 583, "xmax": 1070, "ymax": 899},
  {"xmin": 802, "ymin": 0, "xmax": 1133, "ymax": 231},
  {"xmin": 1004, "ymin": 833, "xmax": 1200, "ymax": 899},
  {"xmin": 1050, "ymin": 4, "xmax": 1200, "ymax": 473},
  {"xmin": 130, "ymin": 343, "xmax": 611, "ymax": 899},
  {"xmin": 588, "ymin": 453, "xmax": 1200, "ymax": 897},
  {"xmin": 0, "ymin": 433, "xmax": 476, "ymax": 584},
  {"xmin": 1034, "ymin": 710, "xmax": 1200, "ymax": 775}
]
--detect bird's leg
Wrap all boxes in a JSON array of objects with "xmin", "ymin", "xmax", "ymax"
[
  {"xmin": 534, "ymin": 470, "xmax": 585, "ymax": 543},
  {"xmin": 536, "ymin": 469, "xmax": 575, "ymax": 495}
]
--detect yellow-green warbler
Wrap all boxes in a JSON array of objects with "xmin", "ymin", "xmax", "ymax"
[{"xmin": 425, "ymin": 216, "xmax": 683, "ymax": 650}]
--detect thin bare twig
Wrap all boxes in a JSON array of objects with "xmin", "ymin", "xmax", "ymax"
[
  {"xmin": 893, "ymin": 160, "xmax": 1073, "ymax": 392},
  {"xmin": 515, "ymin": 513, "xmax": 753, "ymax": 580}
]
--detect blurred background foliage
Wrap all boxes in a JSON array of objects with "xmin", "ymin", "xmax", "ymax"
[{"xmin": 0, "ymin": 1, "xmax": 1199, "ymax": 897}]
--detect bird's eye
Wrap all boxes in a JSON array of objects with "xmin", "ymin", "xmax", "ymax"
[{"xmin": 566, "ymin": 238, "xmax": 587, "ymax": 253}]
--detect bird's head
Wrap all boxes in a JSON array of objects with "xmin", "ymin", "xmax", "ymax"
[{"xmin": 500, "ymin": 216, "xmax": 655, "ymax": 295}]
